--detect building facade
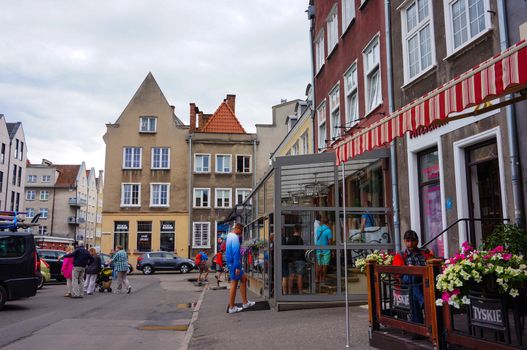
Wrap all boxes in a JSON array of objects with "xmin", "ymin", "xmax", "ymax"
[
  {"xmin": 101, "ymin": 73, "xmax": 190, "ymax": 264},
  {"xmin": 188, "ymin": 95, "xmax": 256, "ymax": 256},
  {"xmin": 0, "ymin": 119, "xmax": 27, "ymax": 213}
]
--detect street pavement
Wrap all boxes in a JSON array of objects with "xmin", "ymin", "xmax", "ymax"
[{"xmin": 0, "ymin": 272, "xmax": 202, "ymax": 350}]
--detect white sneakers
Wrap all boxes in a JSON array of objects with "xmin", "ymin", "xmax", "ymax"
[{"xmin": 228, "ymin": 301, "xmax": 255, "ymax": 314}]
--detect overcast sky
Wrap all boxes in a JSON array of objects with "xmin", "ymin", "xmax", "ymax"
[{"xmin": 0, "ymin": 1, "xmax": 311, "ymax": 172}]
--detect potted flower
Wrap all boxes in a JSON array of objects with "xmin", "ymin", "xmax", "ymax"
[{"xmin": 355, "ymin": 250, "xmax": 394, "ymax": 272}]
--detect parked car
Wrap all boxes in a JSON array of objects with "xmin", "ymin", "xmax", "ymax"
[
  {"xmin": 0, "ymin": 232, "xmax": 39, "ymax": 310},
  {"xmin": 136, "ymin": 252, "xmax": 196, "ymax": 275},
  {"xmin": 37, "ymin": 258, "xmax": 51, "ymax": 289},
  {"xmin": 99, "ymin": 253, "xmax": 133, "ymax": 274},
  {"xmin": 37, "ymin": 249, "xmax": 66, "ymax": 281}
]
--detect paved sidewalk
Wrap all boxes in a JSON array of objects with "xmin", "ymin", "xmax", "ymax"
[{"xmin": 189, "ymin": 282, "xmax": 375, "ymax": 350}]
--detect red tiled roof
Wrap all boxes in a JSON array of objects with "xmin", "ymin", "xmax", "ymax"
[
  {"xmin": 55, "ymin": 165, "xmax": 80, "ymax": 187},
  {"xmin": 200, "ymin": 102, "xmax": 246, "ymax": 134}
]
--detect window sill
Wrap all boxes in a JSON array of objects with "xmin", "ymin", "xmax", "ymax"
[
  {"xmin": 150, "ymin": 205, "xmax": 169, "ymax": 208},
  {"xmin": 193, "ymin": 171, "xmax": 210, "ymax": 174},
  {"xmin": 151, "ymin": 168, "xmax": 170, "ymax": 171},
  {"xmin": 236, "ymin": 172, "xmax": 252, "ymax": 175},
  {"xmin": 193, "ymin": 206, "xmax": 211, "ymax": 209},
  {"xmin": 215, "ymin": 172, "xmax": 232, "ymax": 175},
  {"xmin": 327, "ymin": 43, "xmax": 338, "ymax": 60},
  {"xmin": 122, "ymin": 168, "xmax": 142, "ymax": 171},
  {"xmin": 402, "ymin": 64, "xmax": 437, "ymax": 90},
  {"xmin": 139, "ymin": 131, "xmax": 157, "ymax": 134},
  {"xmin": 120, "ymin": 205, "xmax": 141, "ymax": 208},
  {"xmin": 444, "ymin": 27, "xmax": 494, "ymax": 62},
  {"xmin": 364, "ymin": 101, "xmax": 384, "ymax": 118}
]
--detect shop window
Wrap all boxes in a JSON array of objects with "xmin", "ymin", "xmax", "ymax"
[
  {"xmin": 160, "ymin": 221, "xmax": 175, "ymax": 252},
  {"xmin": 114, "ymin": 221, "xmax": 129, "ymax": 251},
  {"xmin": 137, "ymin": 221, "xmax": 152, "ymax": 252}
]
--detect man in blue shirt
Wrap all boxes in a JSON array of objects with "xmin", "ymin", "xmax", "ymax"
[
  {"xmin": 225, "ymin": 223, "xmax": 255, "ymax": 313},
  {"xmin": 315, "ymin": 217, "xmax": 333, "ymax": 288}
]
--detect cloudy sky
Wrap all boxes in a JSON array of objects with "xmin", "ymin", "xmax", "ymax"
[{"xmin": 0, "ymin": 1, "xmax": 311, "ymax": 172}]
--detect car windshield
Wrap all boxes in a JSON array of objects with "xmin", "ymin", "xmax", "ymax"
[{"xmin": 0, "ymin": 236, "xmax": 26, "ymax": 258}]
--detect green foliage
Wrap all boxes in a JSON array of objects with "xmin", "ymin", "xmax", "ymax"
[{"xmin": 483, "ymin": 224, "xmax": 527, "ymax": 255}]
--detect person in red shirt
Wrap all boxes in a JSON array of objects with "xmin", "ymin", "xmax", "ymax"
[{"xmin": 214, "ymin": 250, "xmax": 224, "ymax": 286}]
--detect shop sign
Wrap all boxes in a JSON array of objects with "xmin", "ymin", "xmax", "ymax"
[
  {"xmin": 392, "ymin": 286, "xmax": 410, "ymax": 310},
  {"xmin": 409, "ymin": 120, "xmax": 448, "ymax": 139},
  {"xmin": 469, "ymin": 297, "xmax": 505, "ymax": 329},
  {"xmin": 115, "ymin": 223, "xmax": 128, "ymax": 231},
  {"xmin": 161, "ymin": 221, "xmax": 174, "ymax": 232},
  {"xmin": 139, "ymin": 234, "xmax": 150, "ymax": 242}
]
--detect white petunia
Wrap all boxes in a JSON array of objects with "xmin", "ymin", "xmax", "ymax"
[{"xmin": 510, "ymin": 289, "xmax": 519, "ymax": 298}]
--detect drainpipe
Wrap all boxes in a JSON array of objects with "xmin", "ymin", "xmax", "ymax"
[
  {"xmin": 308, "ymin": 5, "xmax": 317, "ymax": 153},
  {"xmin": 253, "ymin": 138, "xmax": 257, "ymax": 189},
  {"xmin": 497, "ymin": 0, "xmax": 524, "ymax": 227},
  {"xmin": 188, "ymin": 135, "xmax": 193, "ymax": 258},
  {"xmin": 385, "ymin": 0, "xmax": 401, "ymax": 252}
]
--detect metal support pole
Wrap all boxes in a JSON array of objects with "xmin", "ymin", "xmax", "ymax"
[{"xmin": 342, "ymin": 165, "xmax": 351, "ymax": 348}]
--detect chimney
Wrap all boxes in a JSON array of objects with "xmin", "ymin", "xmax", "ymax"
[
  {"xmin": 226, "ymin": 94, "xmax": 236, "ymax": 114},
  {"xmin": 189, "ymin": 103, "xmax": 196, "ymax": 132},
  {"xmin": 198, "ymin": 111, "xmax": 204, "ymax": 130}
]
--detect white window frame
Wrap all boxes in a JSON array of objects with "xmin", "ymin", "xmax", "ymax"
[
  {"xmin": 444, "ymin": 0, "xmax": 491, "ymax": 55},
  {"xmin": 402, "ymin": 0, "xmax": 436, "ymax": 84},
  {"xmin": 40, "ymin": 190, "xmax": 49, "ymax": 201},
  {"xmin": 193, "ymin": 188, "xmax": 211, "ymax": 208},
  {"xmin": 26, "ymin": 190, "xmax": 36, "ymax": 201},
  {"xmin": 215, "ymin": 154, "xmax": 232, "ymax": 174},
  {"xmin": 236, "ymin": 154, "xmax": 252, "ymax": 174},
  {"xmin": 120, "ymin": 183, "xmax": 141, "ymax": 207},
  {"xmin": 215, "ymin": 188, "xmax": 232, "ymax": 209},
  {"xmin": 27, "ymin": 175, "xmax": 37, "ymax": 183},
  {"xmin": 150, "ymin": 183, "xmax": 170, "ymax": 207},
  {"xmin": 194, "ymin": 153, "xmax": 211, "ymax": 173},
  {"xmin": 317, "ymin": 101, "xmax": 327, "ymax": 152},
  {"xmin": 41, "ymin": 175, "xmax": 51, "ymax": 183},
  {"xmin": 314, "ymin": 30, "xmax": 325, "ymax": 74},
  {"xmin": 139, "ymin": 116, "xmax": 157, "ymax": 133},
  {"xmin": 341, "ymin": 0, "xmax": 355, "ymax": 33},
  {"xmin": 122, "ymin": 147, "xmax": 142, "ymax": 169},
  {"xmin": 327, "ymin": 5, "xmax": 339, "ymax": 55},
  {"xmin": 192, "ymin": 222, "xmax": 211, "ymax": 248},
  {"xmin": 236, "ymin": 188, "xmax": 252, "ymax": 205},
  {"xmin": 363, "ymin": 34, "xmax": 382, "ymax": 115},
  {"xmin": 26, "ymin": 208, "xmax": 35, "ymax": 218},
  {"xmin": 344, "ymin": 61, "xmax": 359, "ymax": 127},
  {"xmin": 151, "ymin": 147, "xmax": 170, "ymax": 170},
  {"xmin": 301, "ymin": 131, "xmax": 310, "ymax": 154},
  {"xmin": 329, "ymin": 83, "xmax": 341, "ymax": 140},
  {"xmin": 40, "ymin": 208, "xmax": 48, "ymax": 219}
]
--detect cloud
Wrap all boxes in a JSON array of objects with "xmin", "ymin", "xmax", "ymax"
[{"xmin": 0, "ymin": 1, "xmax": 311, "ymax": 172}]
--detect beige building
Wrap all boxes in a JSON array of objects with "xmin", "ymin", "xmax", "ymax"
[
  {"xmin": 188, "ymin": 95, "xmax": 256, "ymax": 256},
  {"xmin": 101, "ymin": 73, "xmax": 190, "ymax": 264},
  {"xmin": 24, "ymin": 160, "xmax": 102, "ymax": 241}
]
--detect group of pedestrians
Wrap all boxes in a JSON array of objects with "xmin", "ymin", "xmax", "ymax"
[{"xmin": 60, "ymin": 241, "xmax": 132, "ymax": 298}]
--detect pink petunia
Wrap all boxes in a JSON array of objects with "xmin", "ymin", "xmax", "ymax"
[
  {"xmin": 452, "ymin": 289, "xmax": 460, "ymax": 295},
  {"xmin": 442, "ymin": 292, "xmax": 450, "ymax": 302}
]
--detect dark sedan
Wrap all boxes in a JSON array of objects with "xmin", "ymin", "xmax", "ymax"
[
  {"xmin": 136, "ymin": 252, "xmax": 195, "ymax": 275},
  {"xmin": 37, "ymin": 249, "xmax": 66, "ymax": 281}
]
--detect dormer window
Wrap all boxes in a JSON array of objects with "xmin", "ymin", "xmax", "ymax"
[{"xmin": 140, "ymin": 117, "xmax": 157, "ymax": 133}]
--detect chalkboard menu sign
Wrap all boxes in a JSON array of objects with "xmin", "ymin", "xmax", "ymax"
[
  {"xmin": 392, "ymin": 285, "xmax": 410, "ymax": 311},
  {"xmin": 469, "ymin": 296, "xmax": 506, "ymax": 330}
]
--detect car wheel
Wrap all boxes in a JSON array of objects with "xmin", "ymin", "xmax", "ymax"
[
  {"xmin": 179, "ymin": 264, "xmax": 190, "ymax": 274},
  {"xmin": 142, "ymin": 265, "xmax": 154, "ymax": 275},
  {"xmin": 37, "ymin": 273, "xmax": 44, "ymax": 290},
  {"xmin": 0, "ymin": 285, "xmax": 6, "ymax": 310}
]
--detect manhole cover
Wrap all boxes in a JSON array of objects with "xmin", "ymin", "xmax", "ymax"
[{"xmin": 138, "ymin": 325, "xmax": 188, "ymax": 331}]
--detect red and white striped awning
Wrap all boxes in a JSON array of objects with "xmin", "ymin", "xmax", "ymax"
[{"xmin": 336, "ymin": 40, "xmax": 527, "ymax": 165}]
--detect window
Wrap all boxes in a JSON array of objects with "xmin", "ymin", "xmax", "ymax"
[
  {"xmin": 194, "ymin": 154, "xmax": 210, "ymax": 173},
  {"xmin": 139, "ymin": 116, "xmax": 157, "ymax": 133},
  {"xmin": 19, "ymin": 142, "xmax": 24, "ymax": 160},
  {"xmin": 17, "ymin": 166, "xmax": 21, "ymax": 187},
  {"xmin": 151, "ymin": 147, "xmax": 170, "ymax": 169},
  {"xmin": 448, "ymin": 0, "xmax": 488, "ymax": 51},
  {"xmin": 40, "ymin": 208, "xmax": 48, "ymax": 219},
  {"xmin": 403, "ymin": 0, "xmax": 433, "ymax": 81},
  {"xmin": 113, "ymin": 221, "xmax": 129, "ymax": 251},
  {"xmin": 193, "ymin": 222, "xmax": 210, "ymax": 248},
  {"xmin": 1, "ymin": 143, "xmax": 5, "ymax": 164},
  {"xmin": 344, "ymin": 63, "xmax": 359, "ymax": 126},
  {"xmin": 121, "ymin": 183, "xmax": 141, "ymax": 207},
  {"xmin": 14, "ymin": 139, "xmax": 19, "ymax": 159},
  {"xmin": 38, "ymin": 225, "xmax": 47, "ymax": 235},
  {"xmin": 236, "ymin": 188, "xmax": 252, "ymax": 205},
  {"xmin": 40, "ymin": 191, "xmax": 49, "ymax": 201},
  {"xmin": 137, "ymin": 221, "xmax": 152, "ymax": 252},
  {"xmin": 342, "ymin": 0, "xmax": 355, "ymax": 31},
  {"xmin": 291, "ymin": 141, "xmax": 300, "ymax": 156},
  {"xmin": 26, "ymin": 190, "xmax": 36, "ymax": 201},
  {"xmin": 15, "ymin": 193, "xmax": 19, "ymax": 211},
  {"xmin": 317, "ymin": 102, "xmax": 327, "ymax": 151},
  {"xmin": 193, "ymin": 188, "xmax": 210, "ymax": 208},
  {"xmin": 150, "ymin": 183, "xmax": 169, "ymax": 207},
  {"xmin": 12, "ymin": 165, "xmax": 16, "ymax": 185},
  {"xmin": 10, "ymin": 191, "xmax": 14, "ymax": 211},
  {"xmin": 236, "ymin": 155, "xmax": 251, "ymax": 173},
  {"xmin": 28, "ymin": 175, "xmax": 37, "ymax": 183},
  {"xmin": 315, "ymin": 31, "xmax": 325, "ymax": 73},
  {"xmin": 363, "ymin": 36, "xmax": 382, "ymax": 113},
  {"xmin": 215, "ymin": 188, "xmax": 232, "ymax": 208},
  {"xmin": 26, "ymin": 208, "xmax": 35, "ymax": 218},
  {"xmin": 329, "ymin": 85, "xmax": 341, "ymax": 139},
  {"xmin": 301, "ymin": 131, "xmax": 309, "ymax": 154},
  {"xmin": 0, "ymin": 236, "xmax": 25, "ymax": 257},
  {"xmin": 215, "ymin": 154, "xmax": 232, "ymax": 173},
  {"xmin": 327, "ymin": 6, "xmax": 339, "ymax": 54},
  {"xmin": 41, "ymin": 175, "xmax": 51, "ymax": 182},
  {"xmin": 160, "ymin": 221, "xmax": 175, "ymax": 252},
  {"xmin": 123, "ymin": 147, "xmax": 142, "ymax": 169}
]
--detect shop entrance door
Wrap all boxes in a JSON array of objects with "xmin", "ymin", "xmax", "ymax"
[{"xmin": 466, "ymin": 140, "xmax": 503, "ymax": 247}]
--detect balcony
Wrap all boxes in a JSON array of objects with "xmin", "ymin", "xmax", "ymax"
[
  {"xmin": 67, "ymin": 216, "xmax": 86, "ymax": 225},
  {"xmin": 68, "ymin": 197, "xmax": 87, "ymax": 207}
]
